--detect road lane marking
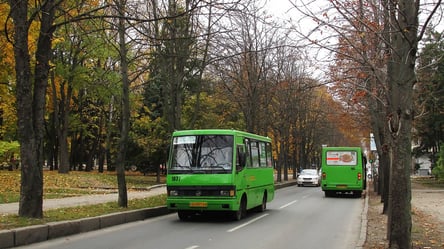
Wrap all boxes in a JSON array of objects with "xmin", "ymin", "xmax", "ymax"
[
  {"xmin": 279, "ymin": 200, "xmax": 298, "ymax": 209},
  {"xmin": 227, "ymin": 214, "xmax": 269, "ymax": 232},
  {"xmin": 185, "ymin": 246, "xmax": 199, "ymax": 249}
]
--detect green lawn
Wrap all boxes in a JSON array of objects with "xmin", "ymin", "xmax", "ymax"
[{"xmin": 0, "ymin": 170, "xmax": 166, "ymax": 230}]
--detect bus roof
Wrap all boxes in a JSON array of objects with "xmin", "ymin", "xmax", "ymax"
[
  {"xmin": 322, "ymin": 146, "xmax": 362, "ymax": 152},
  {"xmin": 172, "ymin": 129, "xmax": 271, "ymax": 142}
]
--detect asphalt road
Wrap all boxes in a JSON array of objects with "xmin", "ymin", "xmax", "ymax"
[{"xmin": 15, "ymin": 186, "xmax": 364, "ymax": 249}]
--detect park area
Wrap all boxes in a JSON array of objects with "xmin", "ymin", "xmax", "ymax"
[
  {"xmin": 364, "ymin": 177, "xmax": 444, "ymax": 248},
  {"xmin": 0, "ymin": 170, "xmax": 166, "ymax": 229}
]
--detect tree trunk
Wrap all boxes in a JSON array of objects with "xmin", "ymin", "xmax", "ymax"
[
  {"xmin": 115, "ymin": 0, "xmax": 129, "ymax": 207},
  {"xmin": 386, "ymin": 0, "xmax": 418, "ymax": 247},
  {"xmin": 8, "ymin": 0, "xmax": 56, "ymax": 218},
  {"xmin": 58, "ymin": 81, "xmax": 72, "ymax": 174},
  {"xmin": 380, "ymin": 146, "xmax": 390, "ymax": 213}
]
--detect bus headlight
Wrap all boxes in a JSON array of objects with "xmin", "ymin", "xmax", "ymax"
[
  {"xmin": 220, "ymin": 190, "xmax": 235, "ymax": 197},
  {"xmin": 169, "ymin": 190, "xmax": 179, "ymax": 196}
]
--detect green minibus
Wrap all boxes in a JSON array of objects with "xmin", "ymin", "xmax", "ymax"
[
  {"xmin": 166, "ymin": 129, "xmax": 275, "ymax": 220},
  {"xmin": 321, "ymin": 147, "xmax": 366, "ymax": 197}
]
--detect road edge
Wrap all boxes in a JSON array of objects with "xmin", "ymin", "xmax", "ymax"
[{"xmin": 355, "ymin": 189, "xmax": 369, "ymax": 249}]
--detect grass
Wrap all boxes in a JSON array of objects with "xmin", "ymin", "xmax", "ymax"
[
  {"xmin": 412, "ymin": 177, "xmax": 444, "ymax": 189},
  {"xmin": 0, "ymin": 170, "xmax": 165, "ymax": 203},
  {"xmin": 0, "ymin": 170, "xmax": 166, "ymax": 230},
  {"xmin": 0, "ymin": 194, "xmax": 167, "ymax": 230},
  {"xmin": 411, "ymin": 176, "xmax": 444, "ymax": 188}
]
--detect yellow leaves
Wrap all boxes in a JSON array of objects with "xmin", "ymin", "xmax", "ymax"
[
  {"xmin": 0, "ymin": 6, "xmax": 17, "ymax": 138},
  {"xmin": 0, "ymin": 171, "xmax": 21, "ymax": 202}
]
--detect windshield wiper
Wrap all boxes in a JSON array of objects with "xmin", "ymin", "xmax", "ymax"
[
  {"xmin": 203, "ymin": 165, "xmax": 228, "ymax": 172},
  {"xmin": 174, "ymin": 165, "xmax": 194, "ymax": 172}
]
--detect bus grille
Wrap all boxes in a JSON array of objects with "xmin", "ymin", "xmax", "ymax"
[{"xmin": 168, "ymin": 186, "xmax": 235, "ymax": 197}]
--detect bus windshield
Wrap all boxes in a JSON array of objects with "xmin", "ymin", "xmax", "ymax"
[{"xmin": 170, "ymin": 135, "xmax": 233, "ymax": 174}]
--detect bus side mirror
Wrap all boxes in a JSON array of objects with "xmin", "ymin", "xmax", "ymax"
[{"xmin": 237, "ymin": 151, "xmax": 246, "ymax": 172}]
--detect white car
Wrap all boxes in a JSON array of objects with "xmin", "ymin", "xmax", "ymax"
[{"xmin": 297, "ymin": 169, "xmax": 321, "ymax": 187}]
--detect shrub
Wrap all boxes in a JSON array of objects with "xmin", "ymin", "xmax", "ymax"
[{"xmin": 432, "ymin": 145, "xmax": 444, "ymax": 180}]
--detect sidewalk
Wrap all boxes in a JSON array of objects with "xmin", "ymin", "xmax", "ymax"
[
  {"xmin": 1, "ymin": 177, "xmax": 296, "ymax": 215},
  {"xmin": 0, "ymin": 185, "xmax": 167, "ymax": 215}
]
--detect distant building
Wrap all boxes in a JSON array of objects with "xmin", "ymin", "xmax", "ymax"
[{"xmin": 414, "ymin": 154, "xmax": 432, "ymax": 176}]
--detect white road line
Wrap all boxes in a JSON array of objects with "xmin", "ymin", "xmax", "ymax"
[
  {"xmin": 279, "ymin": 200, "xmax": 298, "ymax": 209},
  {"xmin": 227, "ymin": 214, "xmax": 269, "ymax": 232},
  {"xmin": 185, "ymin": 246, "xmax": 199, "ymax": 249}
]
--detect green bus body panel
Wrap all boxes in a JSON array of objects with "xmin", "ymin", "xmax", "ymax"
[
  {"xmin": 167, "ymin": 174, "xmax": 233, "ymax": 187},
  {"xmin": 166, "ymin": 129, "xmax": 275, "ymax": 212},
  {"xmin": 321, "ymin": 147, "xmax": 364, "ymax": 191}
]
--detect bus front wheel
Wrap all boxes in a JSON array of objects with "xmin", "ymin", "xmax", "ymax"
[
  {"xmin": 178, "ymin": 211, "xmax": 192, "ymax": 221},
  {"xmin": 233, "ymin": 196, "xmax": 247, "ymax": 220}
]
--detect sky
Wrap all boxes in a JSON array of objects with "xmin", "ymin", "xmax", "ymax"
[{"xmin": 263, "ymin": 0, "xmax": 444, "ymax": 78}]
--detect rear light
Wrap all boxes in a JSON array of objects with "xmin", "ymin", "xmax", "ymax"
[
  {"xmin": 358, "ymin": 172, "xmax": 362, "ymax": 180},
  {"xmin": 322, "ymin": 172, "xmax": 326, "ymax": 180}
]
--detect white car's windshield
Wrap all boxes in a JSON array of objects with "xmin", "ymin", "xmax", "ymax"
[{"xmin": 301, "ymin": 170, "xmax": 317, "ymax": 175}]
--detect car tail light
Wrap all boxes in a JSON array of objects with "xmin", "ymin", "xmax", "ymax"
[
  {"xmin": 358, "ymin": 172, "xmax": 362, "ymax": 180},
  {"xmin": 322, "ymin": 172, "xmax": 326, "ymax": 180}
]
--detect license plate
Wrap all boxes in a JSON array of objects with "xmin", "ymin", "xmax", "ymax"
[
  {"xmin": 190, "ymin": 202, "xmax": 207, "ymax": 208},
  {"xmin": 336, "ymin": 185, "xmax": 347, "ymax": 189}
]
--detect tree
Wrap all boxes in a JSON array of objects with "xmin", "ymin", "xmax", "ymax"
[
  {"xmin": 5, "ymin": 0, "xmax": 113, "ymax": 217},
  {"xmin": 6, "ymin": 0, "xmax": 59, "ymax": 218},
  {"xmin": 113, "ymin": 0, "xmax": 130, "ymax": 207},
  {"xmin": 146, "ymin": 0, "xmax": 203, "ymax": 133},
  {"xmin": 414, "ymin": 30, "xmax": 444, "ymax": 165},
  {"xmin": 432, "ymin": 144, "xmax": 444, "ymax": 179},
  {"xmin": 0, "ymin": 4, "xmax": 16, "ymax": 141},
  {"xmin": 210, "ymin": 1, "xmax": 279, "ymax": 134}
]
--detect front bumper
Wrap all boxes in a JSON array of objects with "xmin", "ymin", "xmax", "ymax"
[{"xmin": 167, "ymin": 197, "xmax": 239, "ymax": 211}]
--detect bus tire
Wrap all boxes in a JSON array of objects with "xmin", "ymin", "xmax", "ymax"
[
  {"xmin": 233, "ymin": 196, "xmax": 247, "ymax": 220},
  {"xmin": 325, "ymin": 190, "xmax": 335, "ymax": 197},
  {"xmin": 178, "ymin": 211, "xmax": 191, "ymax": 221},
  {"xmin": 353, "ymin": 191, "xmax": 362, "ymax": 198},
  {"xmin": 256, "ymin": 192, "xmax": 267, "ymax": 212}
]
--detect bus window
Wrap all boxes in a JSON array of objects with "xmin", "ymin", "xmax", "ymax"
[
  {"xmin": 251, "ymin": 141, "xmax": 260, "ymax": 168},
  {"xmin": 244, "ymin": 138, "xmax": 252, "ymax": 168},
  {"xmin": 266, "ymin": 143, "xmax": 273, "ymax": 167},
  {"xmin": 236, "ymin": 145, "xmax": 246, "ymax": 171}
]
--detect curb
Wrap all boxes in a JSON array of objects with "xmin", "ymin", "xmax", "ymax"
[
  {"xmin": 355, "ymin": 189, "xmax": 369, "ymax": 249},
  {"xmin": 0, "ymin": 206, "xmax": 172, "ymax": 248}
]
